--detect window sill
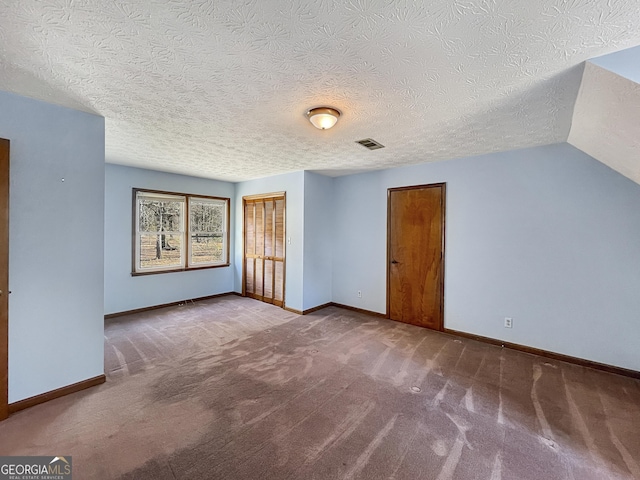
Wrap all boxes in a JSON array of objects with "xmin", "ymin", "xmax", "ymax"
[{"xmin": 131, "ymin": 263, "xmax": 230, "ymax": 276}]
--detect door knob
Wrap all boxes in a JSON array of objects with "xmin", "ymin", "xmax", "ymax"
[{"xmin": 391, "ymin": 260, "xmax": 399, "ymax": 264}]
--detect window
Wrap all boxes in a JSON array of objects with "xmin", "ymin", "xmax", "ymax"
[{"xmin": 133, "ymin": 189, "xmax": 229, "ymax": 274}]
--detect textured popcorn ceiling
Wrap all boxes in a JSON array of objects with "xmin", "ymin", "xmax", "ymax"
[
  {"xmin": 1, "ymin": 0, "xmax": 640, "ymax": 181},
  {"xmin": 569, "ymin": 62, "xmax": 640, "ymax": 185}
]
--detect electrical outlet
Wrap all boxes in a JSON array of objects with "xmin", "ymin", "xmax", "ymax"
[
  {"xmin": 504, "ymin": 317, "xmax": 513, "ymax": 328},
  {"xmin": 357, "ymin": 290, "xmax": 362, "ymax": 298}
]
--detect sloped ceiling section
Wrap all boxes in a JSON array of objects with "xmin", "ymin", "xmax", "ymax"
[
  {"xmin": 589, "ymin": 45, "xmax": 640, "ymax": 84},
  {"xmin": 568, "ymin": 57, "xmax": 640, "ymax": 185},
  {"xmin": 1, "ymin": 1, "xmax": 640, "ymax": 181}
]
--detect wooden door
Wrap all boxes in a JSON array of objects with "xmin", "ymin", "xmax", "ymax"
[
  {"xmin": 388, "ymin": 184, "xmax": 445, "ymax": 330},
  {"xmin": 0, "ymin": 138, "xmax": 9, "ymax": 421},
  {"xmin": 243, "ymin": 193, "xmax": 285, "ymax": 307}
]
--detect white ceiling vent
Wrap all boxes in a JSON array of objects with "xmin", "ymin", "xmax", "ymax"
[{"xmin": 356, "ymin": 138, "xmax": 385, "ymax": 150}]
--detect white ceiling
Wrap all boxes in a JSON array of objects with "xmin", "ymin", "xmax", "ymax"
[
  {"xmin": 568, "ymin": 62, "xmax": 640, "ymax": 185},
  {"xmin": 1, "ymin": 0, "xmax": 639, "ymax": 182}
]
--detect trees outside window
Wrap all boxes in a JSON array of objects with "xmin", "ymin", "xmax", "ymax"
[{"xmin": 133, "ymin": 189, "xmax": 229, "ymax": 274}]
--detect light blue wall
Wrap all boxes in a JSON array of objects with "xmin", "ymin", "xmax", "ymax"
[
  {"xmin": 0, "ymin": 90, "xmax": 105, "ymax": 403},
  {"xmin": 332, "ymin": 143, "xmax": 640, "ymax": 371},
  {"xmin": 234, "ymin": 171, "xmax": 305, "ymax": 311},
  {"xmin": 104, "ymin": 164, "xmax": 235, "ymax": 314},
  {"xmin": 332, "ymin": 171, "xmax": 387, "ymax": 311},
  {"xmin": 302, "ymin": 172, "xmax": 333, "ymax": 310},
  {"xmin": 590, "ymin": 45, "xmax": 640, "ymax": 84}
]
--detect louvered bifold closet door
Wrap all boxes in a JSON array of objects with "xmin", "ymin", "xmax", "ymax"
[
  {"xmin": 244, "ymin": 201, "xmax": 256, "ymax": 295},
  {"xmin": 273, "ymin": 197, "xmax": 285, "ymax": 305},
  {"xmin": 243, "ymin": 194, "xmax": 285, "ymax": 307}
]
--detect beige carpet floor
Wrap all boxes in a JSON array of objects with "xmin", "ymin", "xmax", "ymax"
[{"xmin": 1, "ymin": 295, "xmax": 639, "ymax": 479}]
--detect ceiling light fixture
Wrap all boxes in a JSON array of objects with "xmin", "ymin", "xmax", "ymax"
[{"xmin": 306, "ymin": 107, "xmax": 341, "ymax": 130}]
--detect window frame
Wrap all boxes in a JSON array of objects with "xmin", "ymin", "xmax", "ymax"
[{"xmin": 131, "ymin": 188, "xmax": 230, "ymax": 276}]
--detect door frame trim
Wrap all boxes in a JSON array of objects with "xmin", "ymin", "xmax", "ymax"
[
  {"xmin": 1, "ymin": 138, "xmax": 9, "ymax": 421},
  {"xmin": 386, "ymin": 182, "xmax": 446, "ymax": 331}
]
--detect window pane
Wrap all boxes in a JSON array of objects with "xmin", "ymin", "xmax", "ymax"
[
  {"xmin": 190, "ymin": 200, "xmax": 225, "ymax": 233},
  {"xmin": 134, "ymin": 190, "xmax": 229, "ymax": 274},
  {"xmin": 191, "ymin": 233, "xmax": 224, "ymax": 264},
  {"xmin": 139, "ymin": 234, "xmax": 182, "ymax": 269},
  {"xmin": 138, "ymin": 198, "xmax": 183, "ymax": 233}
]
